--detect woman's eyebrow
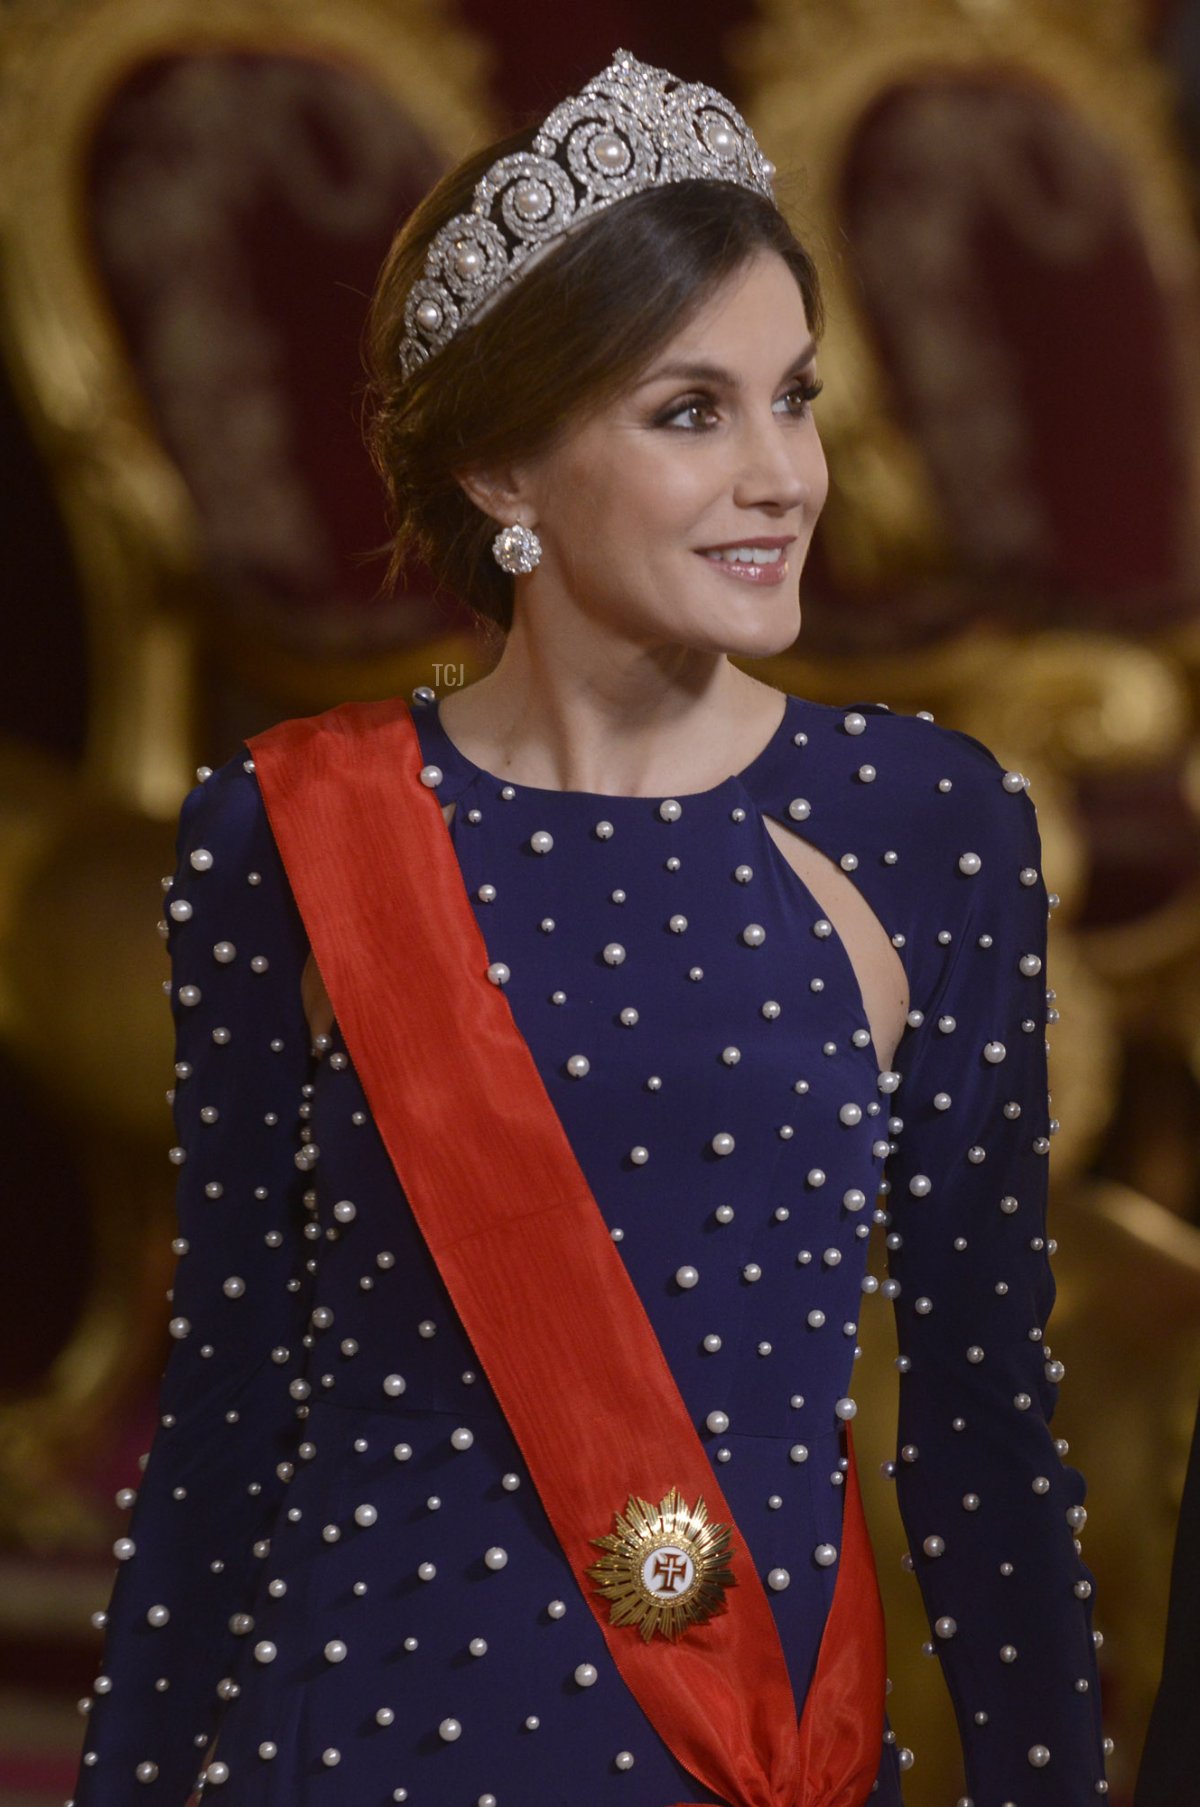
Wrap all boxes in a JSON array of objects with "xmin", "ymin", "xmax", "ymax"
[{"xmin": 636, "ymin": 341, "xmax": 817, "ymax": 390}]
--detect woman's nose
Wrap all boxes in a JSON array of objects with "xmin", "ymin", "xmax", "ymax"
[{"xmin": 732, "ymin": 415, "xmax": 819, "ymax": 513}]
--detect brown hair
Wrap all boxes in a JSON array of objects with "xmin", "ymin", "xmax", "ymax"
[{"xmin": 363, "ymin": 123, "xmax": 824, "ymax": 639}]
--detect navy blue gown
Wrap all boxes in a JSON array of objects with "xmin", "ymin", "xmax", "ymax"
[{"xmin": 73, "ymin": 687, "xmax": 1108, "ymax": 1805}]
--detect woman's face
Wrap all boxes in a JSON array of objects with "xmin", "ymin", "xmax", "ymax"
[{"xmin": 503, "ymin": 248, "xmax": 828, "ymax": 659}]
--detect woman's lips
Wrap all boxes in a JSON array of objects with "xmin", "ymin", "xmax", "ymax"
[{"xmin": 695, "ymin": 550, "xmax": 791, "ymax": 586}]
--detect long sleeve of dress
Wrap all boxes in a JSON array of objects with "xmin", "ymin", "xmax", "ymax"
[
  {"xmin": 74, "ymin": 753, "xmax": 316, "ymax": 1805},
  {"xmin": 881, "ymin": 731, "xmax": 1108, "ymax": 1802}
]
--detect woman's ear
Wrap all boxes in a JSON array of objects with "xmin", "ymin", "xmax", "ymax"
[{"xmin": 454, "ymin": 462, "xmax": 529, "ymax": 527}]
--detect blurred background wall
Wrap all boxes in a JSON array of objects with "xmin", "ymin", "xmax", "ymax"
[{"xmin": 2, "ymin": 0, "xmax": 1200, "ymax": 1800}]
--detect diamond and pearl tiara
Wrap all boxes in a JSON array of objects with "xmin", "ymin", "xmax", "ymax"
[{"xmin": 398, "ymin": 48, "xmax": 777, "ymax": 379}]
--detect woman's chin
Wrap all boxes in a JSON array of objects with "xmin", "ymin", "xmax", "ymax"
[{"xmin": 714, "ymin": 598, "xmax": 803, "ymax": 657}]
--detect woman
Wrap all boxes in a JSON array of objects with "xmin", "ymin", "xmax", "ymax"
[{"xmin": 73, "ymin": 49, "xmax": 1108, "ymax": 1806}]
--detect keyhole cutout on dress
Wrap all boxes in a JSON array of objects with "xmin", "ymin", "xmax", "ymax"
[
  {"xmin": 301, "ymin": 803, "xmax": 909, "ymax": 1069},
  {"xmin": 301, "ymin": 801, "xmax": 458, "ymax": 1045},
  {"xmin": 761, "ymin": 814, "xmax": 909, "ymax": 1074}
]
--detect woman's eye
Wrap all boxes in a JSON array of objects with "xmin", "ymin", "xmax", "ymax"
[
  {"xmin": 657, "ymin": 378, "xmax": 824, "ymax": 431},
  {"xmin": 658, "ymin": 397, "xmax": 718, "ymax": 430},
  {"xmin": 776, "ymin": 377, "xmax": 824, "ymax": 415}
]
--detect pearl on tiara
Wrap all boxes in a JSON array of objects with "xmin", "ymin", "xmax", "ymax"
[{"xmin": 399, "ymin": 49, "xmax": 777, "ymax": 379}]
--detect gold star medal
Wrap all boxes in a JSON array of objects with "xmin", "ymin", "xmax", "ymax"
[{"xmin": 586, "ymin": 1487, "xmax": 736, "ymax": 1642}]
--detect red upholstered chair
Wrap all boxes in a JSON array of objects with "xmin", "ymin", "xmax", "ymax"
[
  {"xmin": 740, "ymin": 1, "xmax": 1200, "ymax": 635},
  {"xmin": 3, "ymin": 0, "xmax": 494, "ymax": 813},
  {"xmin": 0, "ymin": 0, "xmax": 491, "ymax": 1558},
  {"xmin": 838, "ymin": 71, "xmax": 1200, "ymax": 627}
]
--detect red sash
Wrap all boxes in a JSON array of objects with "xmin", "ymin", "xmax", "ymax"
[{"xmin": 248, "ymin": 696, "xmax": 886, "ymax": 1807}]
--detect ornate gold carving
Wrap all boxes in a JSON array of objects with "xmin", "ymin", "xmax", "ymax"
[
  {"xmin": 0, "ymin": 0, "xmax": 495, "ymax": 815},
  {"xmin": 735, "ymin": 0, "xmax": 1200, "ymax": 590},
  {"xmin": 0, "ymin": 0, "xmax": 493, "ymax": 1549}
]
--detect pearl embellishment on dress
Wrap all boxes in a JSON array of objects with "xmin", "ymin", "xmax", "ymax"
[{"xmin": 75, "ymin": 692, "xmax": 1105, "ymax": 1801}]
